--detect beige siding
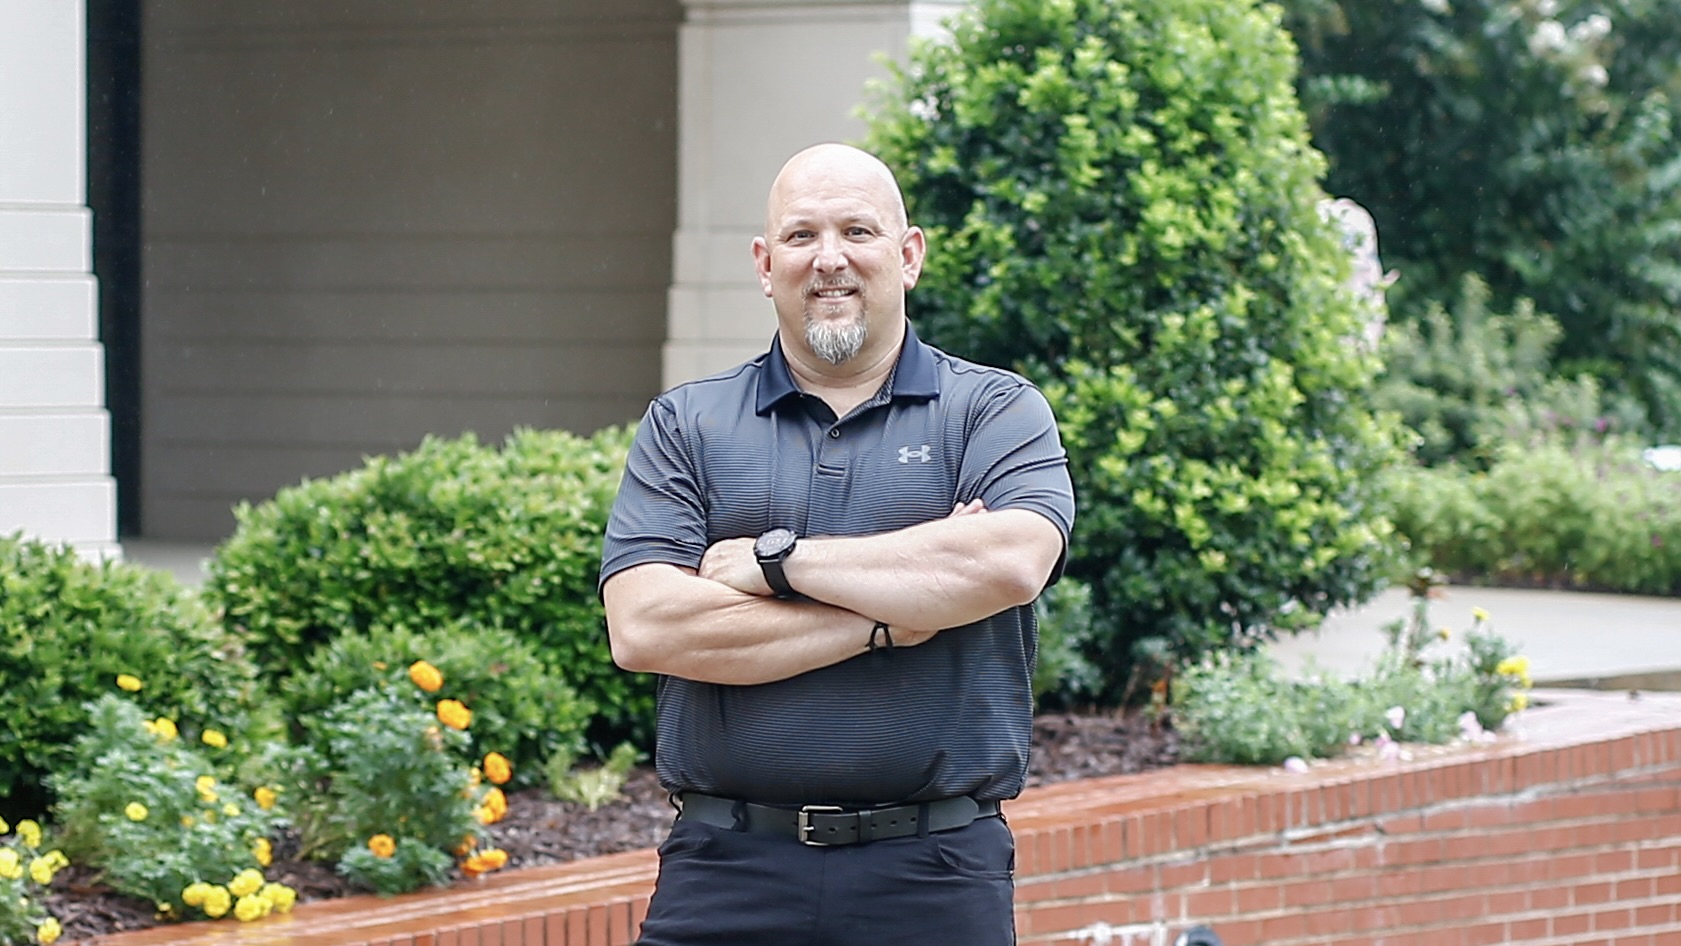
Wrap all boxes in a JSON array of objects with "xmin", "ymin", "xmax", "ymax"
[{"xmin": 140, "ymin": 0, "xmax": 679, "ymax": 539}]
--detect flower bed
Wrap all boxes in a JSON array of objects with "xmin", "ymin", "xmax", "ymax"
[{"xmin": 72, "ymin": 688, "xmax": 1681, "ymax": 946}]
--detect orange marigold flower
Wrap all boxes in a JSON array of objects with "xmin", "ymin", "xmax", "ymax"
[
  {"xmin": 460, "ymin": 848, "xmax": 509, "ymax": 879},
  {"xmin": 408, "ymin": 660, "xmax": 444, "ymax": 693},
  {"xmin": 454, "ymin": 835, "xmax": 478, "ymax": 856},
  {"xmin": 436, "ymin": 699, "xmax": 472, "ymax": 731},
  {"xmin": 367, "ymin": 834, "xmax": 397, "ymax": 859},
  {"xmin": 482, "ymin": 752, "xmax": 513, "ymax": 785}
]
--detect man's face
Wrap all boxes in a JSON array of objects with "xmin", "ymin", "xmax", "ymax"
[{"xmin": 754, "ymin": 155, "xmax": 924, "ymax": 366}]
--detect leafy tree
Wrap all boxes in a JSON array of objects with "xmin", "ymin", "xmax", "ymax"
[
  {"xmin": 1282, "ymin": 0, "xmax": 1681, "ymax": 435},
  {"xmin": 863, "ymin": 0, "xmax": 1404, "ymax": 700}
]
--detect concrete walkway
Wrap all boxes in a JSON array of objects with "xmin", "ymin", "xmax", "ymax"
[{"xmin": 1265, "ymin": 583, "xmax": 1681, "ymax": 688}]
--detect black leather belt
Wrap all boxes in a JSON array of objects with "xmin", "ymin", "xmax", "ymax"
[{"xmin": 677, "ymin": 792, "xmax": 1001, "ymax": 847}]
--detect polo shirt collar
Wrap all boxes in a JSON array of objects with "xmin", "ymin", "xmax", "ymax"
[{"xmin": 755, "ymin": 319, "xmax": 941, "ymax": 415}]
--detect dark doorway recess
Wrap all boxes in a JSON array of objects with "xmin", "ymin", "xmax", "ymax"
[{"xmin": 87, "ymin": 0, "xmax": 142, "ymax": 536}]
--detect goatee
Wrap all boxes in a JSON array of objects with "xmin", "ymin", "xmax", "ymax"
[{"xmin": 806, "ymin": 317, "xmax": 867, "ymax": 366}]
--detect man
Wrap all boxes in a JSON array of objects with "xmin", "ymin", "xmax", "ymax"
[{"xmin": 599, "ymin": 143, "xmax": 1075, "ymax": 946}]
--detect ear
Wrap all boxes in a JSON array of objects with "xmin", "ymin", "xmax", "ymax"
[
  {"xmin": 752, "ymin": 236, "xmax": 774, "ymax": 298},
  {"xmin": 900, "ymin": 226, "xmax": 926, "ymax": 290}
]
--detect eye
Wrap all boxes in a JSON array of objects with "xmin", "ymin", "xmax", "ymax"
[{"xmin": 847, "ymin": 226, "xmax": 873, "ymax": 238}]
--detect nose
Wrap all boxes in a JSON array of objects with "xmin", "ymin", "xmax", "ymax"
[{"xmin": 813, "ymin": 232, "xmax": 849, "ymax": 274}]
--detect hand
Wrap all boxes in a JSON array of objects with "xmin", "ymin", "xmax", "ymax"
[
  {"xmin": 698, "ymin": 537, "xmax": 773, "ymax": 596},
  {"xmin": 949, "ymin": 498, "xmax": 987, "ymax": 517}
]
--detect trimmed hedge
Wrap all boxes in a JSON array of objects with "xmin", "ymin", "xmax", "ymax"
[
  {"xmin": 1386, "ymin": 437, "xmax": 1681, "ymax": 596},
  {"xmin": 206, "ymin": 425, "xmax": 650, "ymax": 751}
]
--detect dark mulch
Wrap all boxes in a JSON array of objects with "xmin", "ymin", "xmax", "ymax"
[{"xmin": 48, "ymin": 709, "xmax": 1178, "ymax": 943}]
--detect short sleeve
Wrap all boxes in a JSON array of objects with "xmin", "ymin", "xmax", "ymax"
[
  {"xmin": 957, "ymin": 382, "xmax": 1077, "ymax": 582},
  {"xmin": 598, "ymin": 398, "xmax": 710, "ymax": 592}
]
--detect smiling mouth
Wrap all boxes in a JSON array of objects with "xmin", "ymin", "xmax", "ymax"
[{"xmin": 810, "ymin": 286, "xmax": 859, "ymax": 300}]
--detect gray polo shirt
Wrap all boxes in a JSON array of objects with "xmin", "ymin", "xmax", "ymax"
[{"xmin": 600, "ymin": 321, "xmax": 1075, "ymax": 805}]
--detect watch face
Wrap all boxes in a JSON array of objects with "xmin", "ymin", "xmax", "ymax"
[{"xmin": 755, "ymin": 528, "xmax": 797, "ymax": 560}]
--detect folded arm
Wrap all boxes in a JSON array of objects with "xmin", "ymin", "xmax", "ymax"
[
  {"xmin": 698, "ymin": 502, "xmax": 1065, "ymax": 631},
  {"xmin": 602, "ymin": 563, "xmax": 937, "ymax": 686}
]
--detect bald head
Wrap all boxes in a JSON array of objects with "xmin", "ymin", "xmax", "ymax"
[{"xmin": 765, "ymin": 143, "xmax": 909, "ymax": 237}]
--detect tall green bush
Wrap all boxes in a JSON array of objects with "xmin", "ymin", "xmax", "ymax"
[
  {"xmin": 863, "ymin": 0, "xmax": 1404, "ymax": 698},
  {"xmin": 0, "ymin": 534, "xmax": 261, "ymax": 819},
  {"xmin": 1282, "ymin": 0, "xmax": 1681, "ymax": 435},
  {"xmin": 206, "ymin": 425, "xmax": 650, "ymax": 750}
]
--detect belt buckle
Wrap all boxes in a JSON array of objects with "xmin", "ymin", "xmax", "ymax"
[{"xmin": 797, "ymin": 805, "xmax": 845, "ymax": 846}]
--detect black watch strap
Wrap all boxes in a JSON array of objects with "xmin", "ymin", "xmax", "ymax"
[{"xmin": 761, "ymin": 557, "xmax": 797, "ymax": 598}]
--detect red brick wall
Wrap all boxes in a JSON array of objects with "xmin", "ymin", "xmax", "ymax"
[{"xmin": 94, "ymin": 690, "xmax": 1681, "ymax": 946}]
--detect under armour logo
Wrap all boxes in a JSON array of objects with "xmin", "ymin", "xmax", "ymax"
[{"xmin": 897, "ymin": 444, "xmax": 932, "ymax": 464}]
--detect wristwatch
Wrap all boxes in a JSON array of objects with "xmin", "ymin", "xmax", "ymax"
[{"xmin": 753, "ymin": 528, "xmax": 799, "ymax": 598}]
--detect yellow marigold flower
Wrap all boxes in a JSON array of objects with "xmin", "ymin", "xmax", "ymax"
[
  {"xmin": 153, "ymin": 717, "xmax": 178, "ymax": 742},
  {"xmin": 1495, "ymin": 655, "xmax": 1532, "ymax": 678},
  {"xmin": 260, "ymin": 882, "xmax": 297, "ymax": 914},
  {"xmin": 202, "ymin": 885, "xmax": 232, "ymax": 918},
  {"xmin": 181, "ymin": 815, "xmax": 196, "ymax": 828},
  {"xmin": 409, "ymin": 660, "xmax": 444, "ymax": 693},
  {"xmin": 436, "ymin": 698, "xmax": 472, "ymax": 731},
  {"xmin": 253, "ymin": 786, "xmax": 278, "ymax": 810},
  {"xmin": 483, "ymin": 752, "xmax": 513, "ymax": 786},
  {"xmin": 228, "ymin": 868, "xmax": 264, "ymax": 898},
  {"xmin": 0, "ymin": 850, "xmax": 22, "ymax": 880},
  {"xmin": 182, "ymin": 881, "xmax": 212, "ymax": 907},
  {"xmin": 116, "ymin": 674, "xmax": 143, "ymax": 692},
  {"xmin": 28, "ymin": 855, "xmax": 58, "ymax": 886},
  {"xmin": 234, "ymin": 893, "xmax": 270, "ymax": 922},
  {"xmin": 201, "ymin": 729, "xmax": 228, "ymax": 749},
  {"xmin": 1510, "ymin": 692, "xmax": 1530, "ymax": 712},
  {"xmin": 223, "ymin": 803, "xmax": 241, "ymax": 818},
  {"xmin": 1436, "ymin": 627, "xmax": 1451, "ymax": 641},
  {"xmin": 1472, "ymin": 606, "xmax": 1491, "ymax": 623},
  {"xmin": 0, "ymin": 816, "xmax": 8, "ymax": 834},
  {"xmin": 473, "ymin": 786, "xmax": 509, "ymax": 825},
  {"xmin": 35, "ymin": 917, "xmax": 61, "ymax": 945},
  {"xmin": 196, "ymin": 775, "xmax": 218, "ymax": 803},
  {"xmin": 15, "ymin": 820, "xmax": 41, "ymax": 849},
  {"xmin": 367, "ymin": 834, "xmax": 397, "ymax": 859},
  {"xmin": 252, "ymin": 837, "xmax": 273, "ymax": 867},
  {"xmin": 43, "ymin": 851, "xmax": 67, "ymax": 871},
  {"xmin": 125, "ymin": 802, "xmax": 149, "ymax": 822}
]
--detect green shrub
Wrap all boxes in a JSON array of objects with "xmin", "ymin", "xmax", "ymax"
[
  {"xmin": 206, "ymin": 425, "xmax": 652, "ymax": 749},
  {"xmin": 1031, "ymin": 578, "xmax": 1102, "ymax": 709},
  {"xmin": 1374, "ymin": 274, "xmax": 1635, "ymax": 468},
  {"xmin": 0, "ymin": 534, "xmax": 262, "ymax": 820},
  {"xmin": 1283, "ymin": 0, "xmax": 1681, "ymax": 434},
  {"xmin": 264, "ymin": 688, "xmax": 497, "ymax": 894},
  {"xmin": 863, "ymin": 0, "xmax": 1404, "ymax": 697},
  {"xmin": 48, "ymin": 695, "xmax": 292, "ymax": 922},
  {"xmin": 281, "ymin": 621, "xmax": 593, "ymax": 784},
  {"xmin": 1173, "ymin": 599, "xmax": 1532, "ymax": 764},
  {"xmin": 1386, "ymin": 437, "xmax": 1681, "ymax": 594}
]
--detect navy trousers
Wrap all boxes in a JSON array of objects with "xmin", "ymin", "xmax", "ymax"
[{"xmin": 634, "ymin": 812, "xmax": 1016, "ymax": 946}]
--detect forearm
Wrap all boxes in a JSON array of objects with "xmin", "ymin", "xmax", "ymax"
[
  {"xmin": 604, "ymin": 564, "xmax": 878, "ymax": 685},
  {"xmin": 784, "ymin": 508, "xmax": 1062, "ymax": 630}
]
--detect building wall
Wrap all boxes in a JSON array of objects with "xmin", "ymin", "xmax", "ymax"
[
  {"xmin": 139, "ymin": 1, "xmax": 681, "ymax": 539},
  {"xmin": 0, "ymin": 1, "xmax": 118, "ymax": 556}
]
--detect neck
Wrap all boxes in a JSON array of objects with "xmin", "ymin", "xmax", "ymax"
[{"xmin": 782, "ymin": 319, "xmax": 907, "ymax": 418}]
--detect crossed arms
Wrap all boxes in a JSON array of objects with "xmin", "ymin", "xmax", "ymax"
[{"xmin": 602, "ymin": 502, "xmax": 1064, "ymax": 686}]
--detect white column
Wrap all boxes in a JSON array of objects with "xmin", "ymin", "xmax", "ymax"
[
  {"xmin": 0, "ymin": 1, "xmax": 118, "ymax": 556},
  {"xmin": 665, "ymin": 0, "xmax": 964, "ymax": 387}
]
